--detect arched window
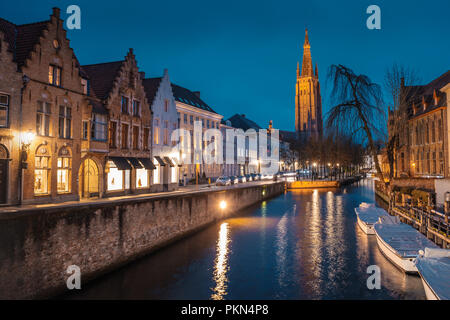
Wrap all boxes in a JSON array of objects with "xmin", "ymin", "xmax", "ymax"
[
  {"xmin": 34, "ymin": 145, "xmax": 51, "ymax": 194},
  {"xmin": 57, "ymin": 146, "xmax": 71, "ymax": 193}
]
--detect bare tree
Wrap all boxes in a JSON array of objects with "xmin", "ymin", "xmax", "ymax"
[
  {"xmin": 326, "ymin": 64, "xmax": 385, "ymax": 183},
  {"xmin": 384, "ymin": 64, "xmax": 419, "ymax": 179}
]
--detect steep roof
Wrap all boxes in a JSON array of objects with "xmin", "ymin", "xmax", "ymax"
[
  {"xmin": 0, "ymin": 17, "xmax": 49, "ymax": 67},
  {"xmin": 405, "ymin": 70, "xmax": 450, "ymax": 119},
  {"xmin": 227, "ymin": 114, "xmax": 261, "ymax": 131},
  {"xmin": 142, "ymin": 77, "xmax": 162, "ymax": 107},
  {"xmin": 81, "ymin": 61, "xmax": 124, "ymax": 99},
  {"xmin": 171, "ymin": 83, "xmax": 217, "ymax": 114}
]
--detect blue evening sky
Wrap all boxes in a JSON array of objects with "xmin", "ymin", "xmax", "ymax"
[{"xmin": 1, "ymin": 0, "xmax": 449, "ymax": 131}]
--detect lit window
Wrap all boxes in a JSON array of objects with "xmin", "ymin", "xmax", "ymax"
[
  {"xmin": 0, "ymin": 94, "xmax": 9, "ymax": 127},
  {"xmin": 34, "ymin": 146, "xmax": 51, "ymax": 195},
  {"xmin": 171, "ymin": 166, "xmax": 177, "ymax": 183},
  {"xmin": 107, "ymin": 161, "xmax": 123, "ymax": 191},
  {"xmin": 36, "ymin": 101, "xmax": 51, "ymax": 136},
  {"xmin": 57, "ymin": 147, "xmax": 71, "ymax": 193},
  {"xmin": 49, "ymin": 65, "xmax": 62, "ymax": 86},
  {"xmin": 154, "ymin": 119, "xmax": 159, "ymax": 145},
  {"xmin": 153, "ymin": 159, "xmax": 160, "ymax": 184},
  {"xmin": 136, "ymin": 168, "xmax": 148, "ymax": 188}
]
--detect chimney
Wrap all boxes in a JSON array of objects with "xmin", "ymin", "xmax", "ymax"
[
  {"xmin": 52, "ymin": 7, "xmax": 60, "ymax": 19},
  {"xmin": 193, "ymin": 91, "xmax": 200, "ymax": 98},
  {"xmin": 422, "ymin": 96, "xmax": 427, "ymax": 111},
  {"xmin": 139, "ymin": 72, "xmax": 145, "ymax": 79},
  {"xmin": 433, "ymin": 89, "xmax": 439, "ymax": 105},
  {"xmin": 269, "ymin": 120, "xmax": 273, "ymax": 130}
]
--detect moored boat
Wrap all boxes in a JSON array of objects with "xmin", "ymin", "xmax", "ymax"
[
  {"xmin": 374, "ymin": 215, "xmax": 439, "ymax": 274},
  {"xmin": 354, "ymin": 202, "xmax": 387, "ymax": 235},
  {"xmin": 415, "ymin": 248, "xmax": 450, "ymax": 300}
]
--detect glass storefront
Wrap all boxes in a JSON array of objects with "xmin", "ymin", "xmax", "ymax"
[{"xmin": 136, "ymin": 168, "xmax": 148, "ymax": 188}]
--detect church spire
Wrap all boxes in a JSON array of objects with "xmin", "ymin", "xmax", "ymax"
[
  {"xmin": 315, "ymin": 63, "xmax": 318, "ymax": 77},
  {"xmin": 296, "ymin": 61, "xmax": 300, "ymax": 77},
  {"xmin": 301, "ymin": 28, "xmax": 313, "ymax": 77}
]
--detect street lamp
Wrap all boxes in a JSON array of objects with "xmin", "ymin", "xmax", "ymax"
[
  {"xmin": 312, "ymin": 162, "xmax": 317, "ymax": 180},
  {"xmin": 18, "ymin": 130, "xmax": 35, "ymax": 204}
]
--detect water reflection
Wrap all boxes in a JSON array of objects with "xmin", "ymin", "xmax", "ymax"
[
  {"xmin": 275, "ymin": 210, "xmax": 288, "ymax": 291},
  {"xmin": 64, "ymin": 179, "xmax": 426, "ymax": 300},
  {"xmin": 211, "ymin": 222, "xmax": 230, "ymax": 300}
]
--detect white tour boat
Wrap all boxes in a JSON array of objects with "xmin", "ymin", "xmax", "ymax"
[
  {"xmin": 415, "ymin": 248, "xmax": 450, "ymax": 300},
  {"xmin": 354, "ymin": 202, "xmax": 388, "ymax": 235},
  {"xmin": 374, "ymin": 215, "xmax": 439, "ymax": 274}
]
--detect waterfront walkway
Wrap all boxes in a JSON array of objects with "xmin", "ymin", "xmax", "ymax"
[{"xmin": 0, "ymin": 180, "xmax": 278, "ymax": 215}]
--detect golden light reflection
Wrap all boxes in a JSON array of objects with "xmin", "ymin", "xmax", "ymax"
[
  {"xmin": 275, "ymin": 212, "xmax": 288, "ymax": 289},
  {"xmin": 211, "ymin": 222, "xmax": 230, "ymax": 300}
]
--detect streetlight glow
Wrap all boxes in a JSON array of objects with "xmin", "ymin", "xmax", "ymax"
[
  {"xmin": 219, "ymin": 200, "xmax": 227, "ymax": 210},
  {"xmin": 21, "ymin": 131, "xmax": 35, "ymax": 147}
]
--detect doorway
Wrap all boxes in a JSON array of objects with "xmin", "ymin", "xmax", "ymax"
[{"xmin": 79, "ymin": 158, "xmax": 99, "ymax": 198}]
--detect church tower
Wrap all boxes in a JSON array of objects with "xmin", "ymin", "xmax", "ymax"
[{"xmin": 295, "ymin": 29, "xmax": 323, "ymax": 140}]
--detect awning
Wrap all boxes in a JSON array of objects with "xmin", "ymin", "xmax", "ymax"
[
  {"xmin": 164, "ymin": 156, "xmax": 175, "ymax": 167},
  {"xmin": 154, "ymin": 156, "xmax": 166, "ymax": 166},
  {"xmin": 138, "ymin": 158, "xmax": 156, "ymax": 170},
  {"xmin": 127, "ymin": 157, "xmax": 143, "ymax": 169},
  {"xmin": 172, "ymin": 157, "xmax": 183, "ymax": 167},
  {"xmin": 109, "ymin": 157, "xmax": 132, "ymax": 170}
]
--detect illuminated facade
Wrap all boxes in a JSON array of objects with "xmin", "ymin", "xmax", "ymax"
[
  {"xmin": 143, "ymin": 69, "xmax": 180, "ymax": 191},
  {"xmin": 0, "ymin": 8, "xmax": 86, "ymax": 204},
  {"xmin": 295, "ymin": 29, "xmax": 323, "ymax": 140},
  {"xmin": 81, "ymin": 49, "xmax": 153, "ymax": 197},
  {"xmin": 172, "ymin": 84, "xmax": 223, "ymax": 180},
  {"xmin": 388, "ymin": 71, "xmax": 449, "ymax": 178}
]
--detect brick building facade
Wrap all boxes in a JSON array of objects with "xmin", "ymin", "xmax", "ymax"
[
  {"xmin": 81, "ymin": 49, "xmax": 153, "ymax": 197},
  {"xmin": 1, "ymin": 8, "xmax": 86, "ymax": 204},
  {"xmin": 389, "ymin": 70, "xmax": 450, "ymax": 178}
]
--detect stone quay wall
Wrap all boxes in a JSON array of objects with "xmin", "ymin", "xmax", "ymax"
[{"xmin": 0, "ymin": 182, "xmax": 284, "ymax": 299}]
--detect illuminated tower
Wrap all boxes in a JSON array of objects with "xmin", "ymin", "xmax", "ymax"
[{"xmin": 295, "ymin": 29, "xmax": 323, "ymax": 140}]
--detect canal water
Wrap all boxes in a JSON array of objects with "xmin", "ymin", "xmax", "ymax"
[{"xmin": 65, "ymin": 179, "xmax": 425, "ymax": 300}]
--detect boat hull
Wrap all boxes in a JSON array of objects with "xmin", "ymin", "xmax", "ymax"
[
  {"xmin": 374, "ymin": 229, "xmax": 418, "ymax": 274},
  {"xmin": 418, "ymin": 272, "xmax": 439, "ymax": 300},
  {"xmin": 356, "ymin": 214, "xmax": 375, "ymax": 235}
]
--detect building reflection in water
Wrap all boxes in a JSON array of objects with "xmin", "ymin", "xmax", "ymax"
[{"xmin": 211, "ymin": 222, "xmax": 231, "ymax": 300}]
